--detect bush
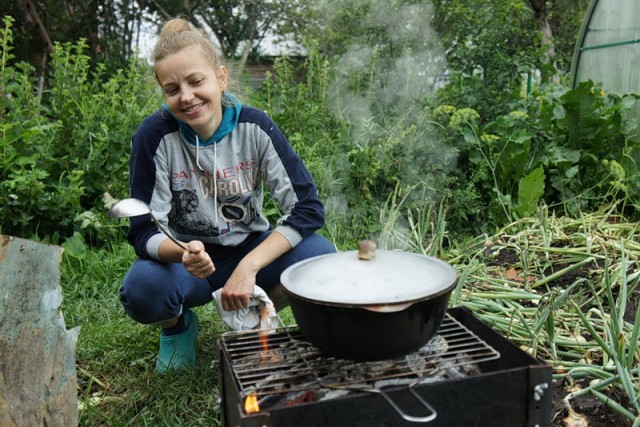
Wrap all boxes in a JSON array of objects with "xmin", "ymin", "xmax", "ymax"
[
  {"xmin": 0, "ymin": 16, "xmax": 160, "ymax": 245},
  {"xmin": 431, "ymin": 81, "xmax": 640, "ymax": 230},
  {"xmin": 259, "ymin": 51, "xmax": 458, "ymax": 245}
]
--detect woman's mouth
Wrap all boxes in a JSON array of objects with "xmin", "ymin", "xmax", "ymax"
[{"xmin": 182, "ymin": 103, "xmax": 205, "ymax": 115}]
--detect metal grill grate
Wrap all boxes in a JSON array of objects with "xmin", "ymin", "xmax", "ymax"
[{"xmin": 220, "ymin": 313, "xmax": 500, "ymax": 400}]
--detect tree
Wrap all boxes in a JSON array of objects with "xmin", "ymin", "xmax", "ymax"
[
  {"xmin": 297, "ymin": 0, "xmax": 449, "ymax": 113},
  {"xmin": 427, "ymin": 0, "xmax": 590, "ymax": 119},
  {"xmin": 430, "ymin": 0, "xmax": 539, "ymax": 118},
  {"xmin": 544, "ymin": 0, "xmax": 591, "ymax": 72},
  {"xmin": 138, "ymin": 0, "xmax": 314, "ymax": 70},
  {"xmin": 4, "ymin": 0, "xmax": 145, "ymax": 94},
  {"xmin": 527, "ymin": 0, "xmax": 591, "ymax": 81},
  {"xmin": 528, "ymin": 0, "xmax": 555, "ymax": 67}
]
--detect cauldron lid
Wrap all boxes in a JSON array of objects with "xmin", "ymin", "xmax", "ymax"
[{"xmin": 280, "ymin": 245, "xmax": 457, "ymax": 306}]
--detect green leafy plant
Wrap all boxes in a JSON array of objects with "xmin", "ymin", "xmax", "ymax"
[
  {"xmin": 547, "ymin": 82, "xmax": 640, "ymax": 214},
  {"xmin": 1, "ymin": 17, "xmax": 84, "ymax": 238},
  {"xmin": 433, "ymin": 81, "xmax": 640, "ymax": 231},
  {"xmin": 0, "ymin": 17, "xmax": 159, "ymax": 245}
]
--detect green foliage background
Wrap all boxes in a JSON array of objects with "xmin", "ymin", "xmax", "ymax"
[
  {"xmin": 1, "ymin": 16, "xmax": 159, "ymax": 244},
  {"xmin": 1, "ymin": 7, "xmax": 639, "ymax": 249},
  {"xmin": 2, "ymin": 3, "xmax": 640, "ymax": 424}
]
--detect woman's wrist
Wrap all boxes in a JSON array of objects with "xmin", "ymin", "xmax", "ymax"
[{"xmin": 157, "ymin": 238, "xmax": 188, "ymax": 263}]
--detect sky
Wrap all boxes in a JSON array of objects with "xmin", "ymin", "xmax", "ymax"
[{"xmin": 135, "ymin": 20, "xmax": 302, "ymax": 63}]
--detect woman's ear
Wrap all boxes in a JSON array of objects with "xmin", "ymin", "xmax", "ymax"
[{"xmin": 218, "ymin": 66, "xmax": 229, "ymax": 92}]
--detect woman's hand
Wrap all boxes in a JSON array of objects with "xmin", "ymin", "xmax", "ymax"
[
  {"xmin": 220, "ymin": 231, "xmax": 293, "ymax": 310},
  {"xmin": 182, "ymin": 240, "xmax": 215, "ymax": 278},
  {"xmin": 220, "ymin": 264, "xmax": 258, "ymax": 310}
]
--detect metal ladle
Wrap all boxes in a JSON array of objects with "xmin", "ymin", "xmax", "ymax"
[{"xmin": 107, "ymin": 198, "xmax": 189, "ymax": 251}]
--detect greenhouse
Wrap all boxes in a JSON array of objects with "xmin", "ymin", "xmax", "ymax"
[{"xmin": 572, "ymin": 0, "xmax": 640, "ymax": 94}]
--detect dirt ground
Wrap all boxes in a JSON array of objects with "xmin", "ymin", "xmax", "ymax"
[{"xmin": 551, "ymin": 379, "xmax": 633, "ymax": 427}]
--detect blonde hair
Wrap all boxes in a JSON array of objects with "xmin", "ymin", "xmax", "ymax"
[
  {"xmin": 152, "ymin": 18, "xmax": 240, "ymax": 105},
  {"xmin": 152, "ymin": 18, "xmax": 223, "ymax": 77}
]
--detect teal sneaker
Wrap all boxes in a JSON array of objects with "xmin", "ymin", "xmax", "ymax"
[{"xmin": 156, "ymin": 309, "xmax": 199, "ymax": 373}]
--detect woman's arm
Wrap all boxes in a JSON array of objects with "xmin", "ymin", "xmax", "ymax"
[{"xmin": 219, "ymin": 231, "xmax": 292, "ymax": 310}]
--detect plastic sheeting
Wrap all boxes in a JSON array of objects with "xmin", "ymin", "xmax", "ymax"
[
  {"xmin": 572, "ymin": 0, "xmax": 640, "ymax": 94},
  {"xmin": 0, "ymin": 235, "xmax": 79, "ymax": 426}
]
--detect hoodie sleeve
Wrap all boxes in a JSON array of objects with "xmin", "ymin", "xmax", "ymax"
[
  {"xmin": 253, "ymin": 111, "xmax": 325, "ymax": 247},
  {"xmin": 126, "ymin": 111, "xmax": 177, "ymax": 259}
]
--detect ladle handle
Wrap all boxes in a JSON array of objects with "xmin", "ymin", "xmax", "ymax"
[{"xmin": 150, "ymin": 216, "xmax": 190, "ymax": 252}]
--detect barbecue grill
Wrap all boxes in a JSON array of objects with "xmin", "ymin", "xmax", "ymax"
[{"xmin": 217, "ymin": 307, "xmax": 552, "ymax": 427}]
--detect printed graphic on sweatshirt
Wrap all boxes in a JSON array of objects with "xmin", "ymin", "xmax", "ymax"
[
  {"xmin": 217, "ymin": 186, "xmax": 262, "ymax": 228},
  {"xmin": 168, "ymin": 188, "xmax": 221, "ymax": 237},
  {"xmin": 198, "ymin": 161, "xmax": 257, "ymax": 199},
  {"xmin": 169, "ymin": 160, "xmax": 260, "ymax": 236}
]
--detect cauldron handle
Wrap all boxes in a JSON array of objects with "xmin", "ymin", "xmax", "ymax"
[{"xmin": 376, "ymin": 387, "xmax": 437, "ymax": 423}]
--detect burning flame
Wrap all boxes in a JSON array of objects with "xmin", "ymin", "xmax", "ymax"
[
  {"xmin": 258, "ymin": 330, "xmax": 272, "ymax": 364},
  {"xmin": 258, "ymin": 305, "xmax": 271, "ymax": 359},
  {"xmin": 244, "ymin": 392, "xmax": 260, "ymax": 414},
  {"xmin": 259, "ymin": 330, "xmax": 269, "ymax": 351},
  {"xmin": 258, "ymin": 305, "xmax": 272, "ymax": 331}
]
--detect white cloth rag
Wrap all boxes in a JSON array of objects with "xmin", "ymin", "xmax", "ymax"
[{"xmin": 212, "ymin": 285, "xmax": 280, "ymax": 331}]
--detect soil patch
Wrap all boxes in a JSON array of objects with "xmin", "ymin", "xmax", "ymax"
[{"xmin": 551, "ymin": 379, "xmax": 632, "ymax": 427}]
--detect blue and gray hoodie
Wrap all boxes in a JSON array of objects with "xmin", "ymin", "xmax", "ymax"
[{"xmin": 127, "ymin": 98, "xmax": 325, "ymax": 260}]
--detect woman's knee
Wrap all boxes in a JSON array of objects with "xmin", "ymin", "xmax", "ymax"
[
  {"xmin": 302, "ymin": 234, "xmax": 337, "ymax": 256},
  {"xmin": 119, "ymin": 260, "xmax": 182, "ymax": 324},
  {"xmin": 280, "ymin": 234, "xmax": 336, "ymax": 269}
]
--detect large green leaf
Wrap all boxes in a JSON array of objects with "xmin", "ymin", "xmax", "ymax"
[{"xmin": 515, "ymin": 166, "xmax": 545, "ymax": 217}]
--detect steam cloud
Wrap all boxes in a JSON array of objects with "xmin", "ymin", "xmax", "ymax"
[{"xmin": 319, "ymin": 1, "xmax": 456, "ymax": 249}]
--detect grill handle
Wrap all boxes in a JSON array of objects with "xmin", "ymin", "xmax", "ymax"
[{"xmin": 377, "ymin": 387, "xmax": 437, "ymax": 423}]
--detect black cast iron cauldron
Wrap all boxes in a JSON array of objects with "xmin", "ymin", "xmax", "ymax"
[{"xmin": 280, "ymin": 241, "xmax": 458, "ymax": 361}]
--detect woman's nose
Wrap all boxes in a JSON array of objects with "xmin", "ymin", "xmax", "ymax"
[{"xmin": 180, "ymin": 87, "xmax": 194, "ymax": 102}]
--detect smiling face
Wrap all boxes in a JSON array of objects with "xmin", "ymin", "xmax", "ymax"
[{"xmin": 155, "ymin": 45, "xmax": 228, "ymax": 140}]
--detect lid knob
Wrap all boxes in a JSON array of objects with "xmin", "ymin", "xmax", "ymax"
[{"xmin": 357, "ymin": 240, "xmax": 377, "ymax": 260}]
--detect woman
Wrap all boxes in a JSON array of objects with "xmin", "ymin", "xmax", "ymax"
[{"xmin": 119, "ymin": 18, "xmax": 336, "ymax": 373}]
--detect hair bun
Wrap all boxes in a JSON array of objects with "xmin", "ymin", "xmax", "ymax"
[{"xmin": 160, "ymin": 18, "xmax": 193, "ymax": 36}]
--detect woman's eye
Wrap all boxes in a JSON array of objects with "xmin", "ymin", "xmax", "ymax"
[
  {"xmin": 191, "ymin": 79, "xmax": 203, "ymax": 86},
  {"xmin": 164, "ymin": 87, "xmax": 178, "ymax": 96}
]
